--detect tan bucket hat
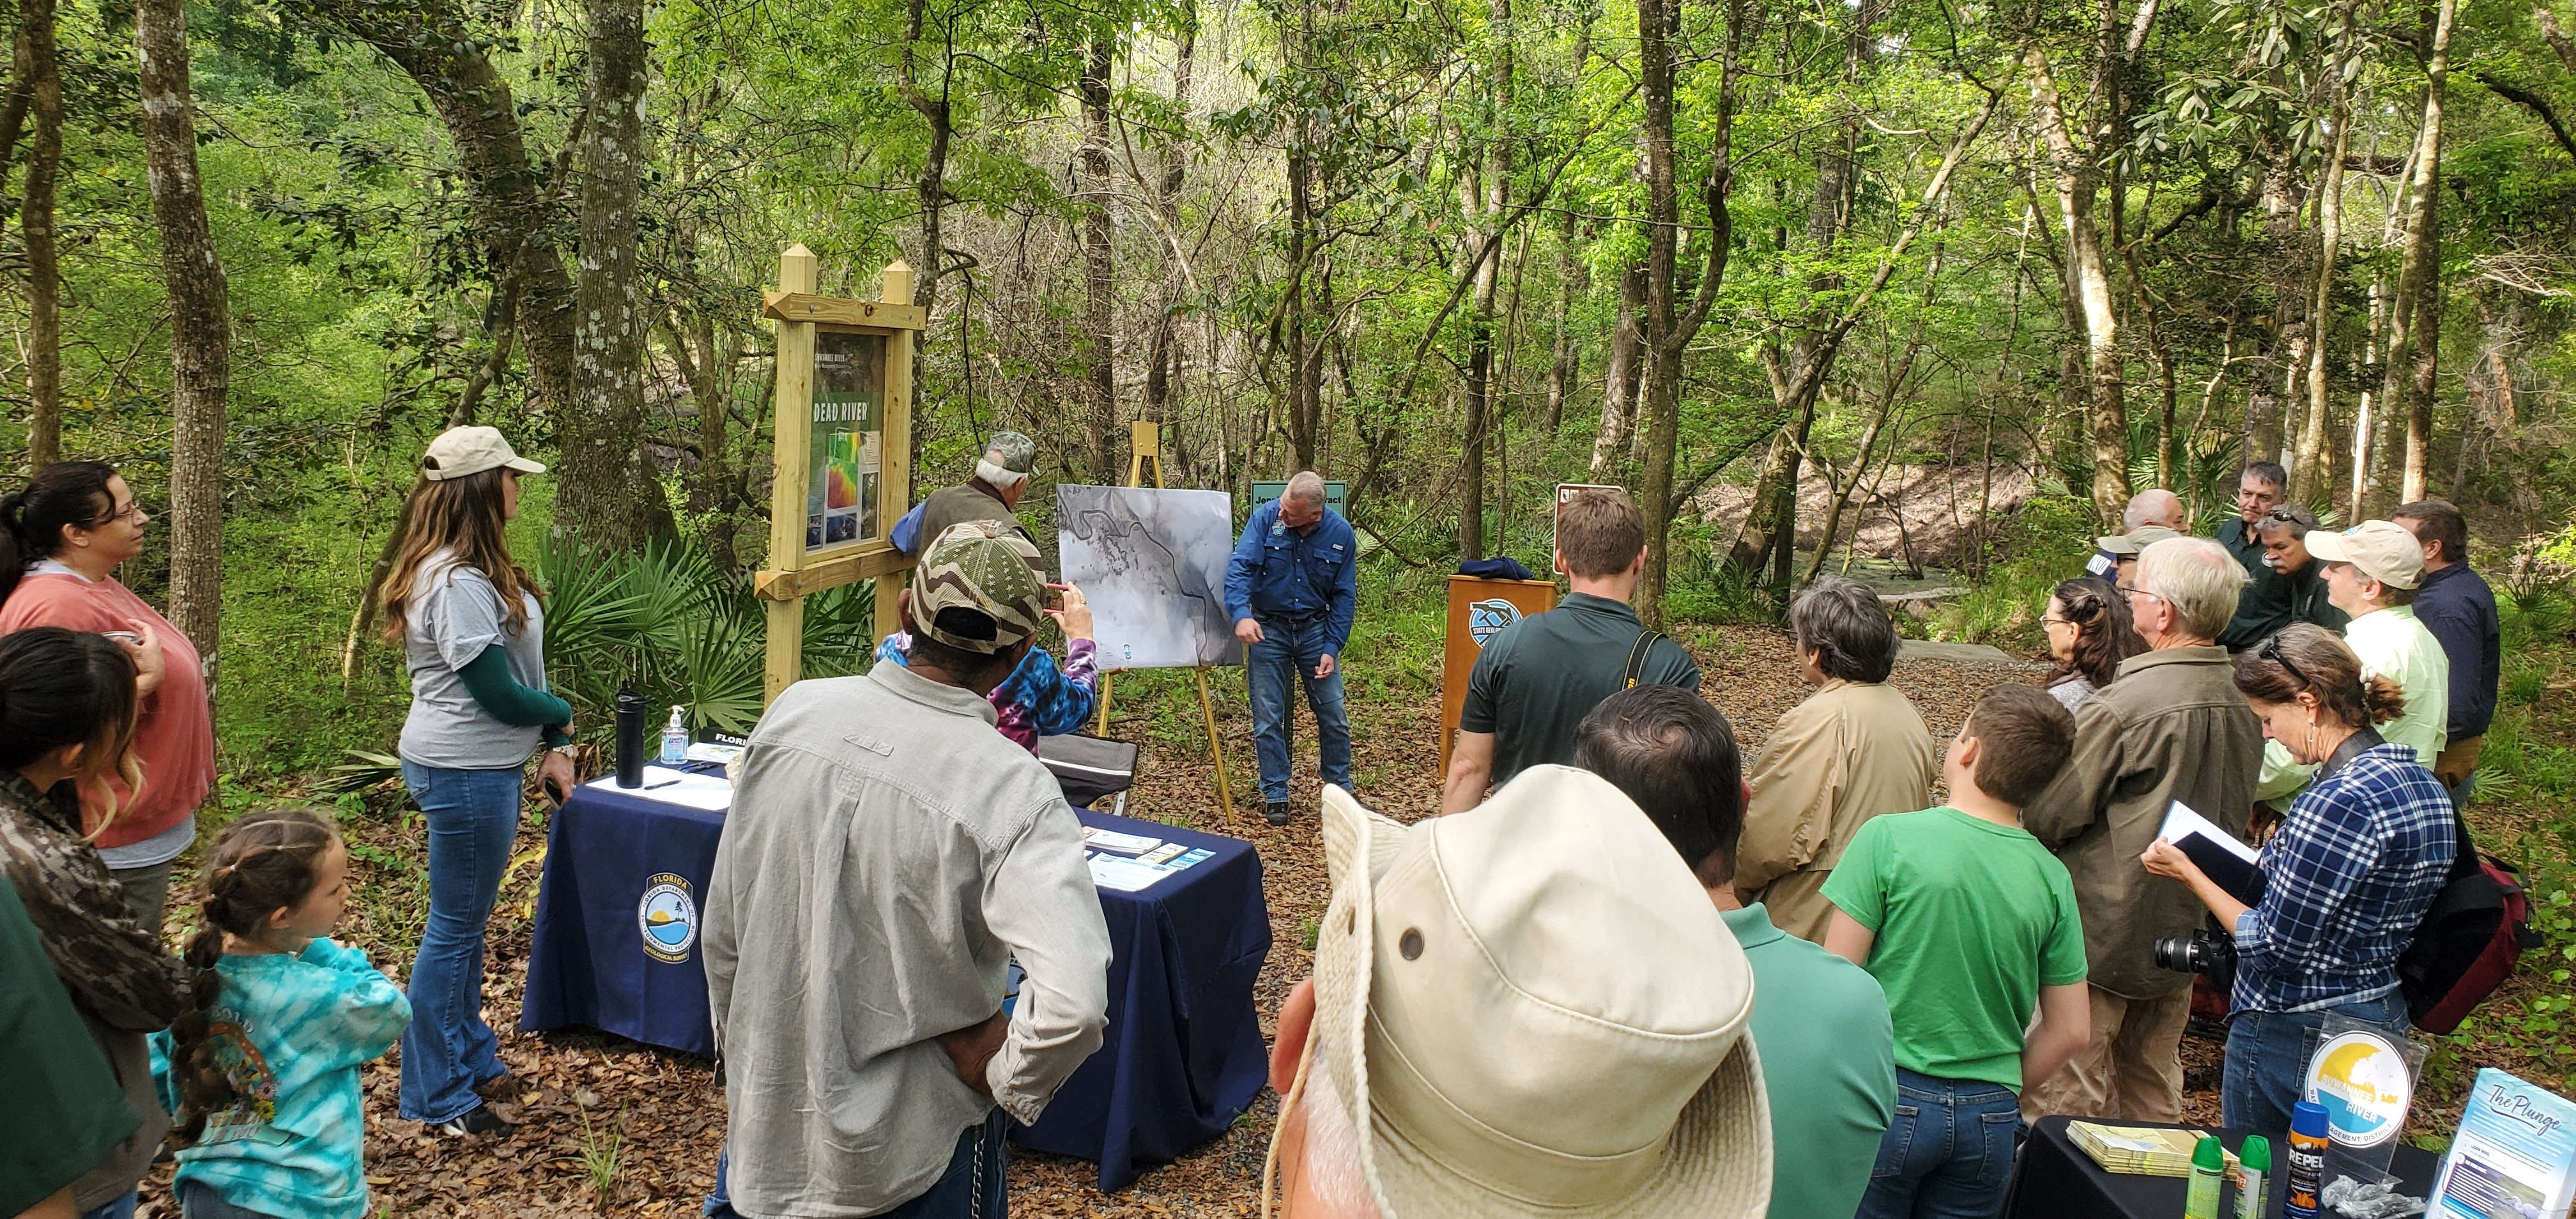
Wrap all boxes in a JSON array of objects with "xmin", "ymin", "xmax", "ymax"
[
  {"xmin": 2096, "ymin": 524, "xmax": 2185, "ymax": 555},
  {"xmin": 1277, "ymin": 765, "xmax": 1772, "ymax": 1219}
]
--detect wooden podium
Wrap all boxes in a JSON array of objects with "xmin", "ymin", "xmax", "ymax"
[{"xmin": 1438, "ymin": 574, "xmax": 1560, "ymax": 772}]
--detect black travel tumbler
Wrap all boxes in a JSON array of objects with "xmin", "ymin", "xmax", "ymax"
[{"xmin": 615, "ymin": 684, "xmax": 648, "ymax": 787}]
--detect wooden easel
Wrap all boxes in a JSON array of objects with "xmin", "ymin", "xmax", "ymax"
[{"xmin": 1092, "ymin": 420, "xmax": 1237, "ymax": 822}]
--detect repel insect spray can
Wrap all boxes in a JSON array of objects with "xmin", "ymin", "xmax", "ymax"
[{"xmin": 2285, "ymin": 1100, "xmax": 2331, "ymax": 1219}]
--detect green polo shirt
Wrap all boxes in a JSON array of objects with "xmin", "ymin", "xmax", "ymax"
[
  {"xmin": 1726, "ymin": 903, "xmax": 1896, "ymax": 1219},
  {"xmin": 1459, "ymin": 591, "xmax": 1700, "ymax": 786},
  {"xmin": 0, "ymin": 879, "xmax": 139, "ymax": 1215}
]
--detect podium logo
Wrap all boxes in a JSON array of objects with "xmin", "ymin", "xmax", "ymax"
[
  {"xmin": 1469, "ymin": 599, "xmax": 1523, "ymax": 648},
  {"xmin": 639, "ymin": 873, "xmax": 700, "ymax": 964}
]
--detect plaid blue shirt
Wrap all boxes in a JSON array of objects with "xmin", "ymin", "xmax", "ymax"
[{"xmin": 2231, "ymin": 743, "xmax": 2455, "ymax": 1014}]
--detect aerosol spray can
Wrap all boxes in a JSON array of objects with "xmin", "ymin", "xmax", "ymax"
[
  {"xmin": 2234, "ymin": 1135, "xmax": 2271, "ymax": 1219},
  {"xmin": 2285, "ymin": 1101, "xmax": 2331, "ymax": 1219}
]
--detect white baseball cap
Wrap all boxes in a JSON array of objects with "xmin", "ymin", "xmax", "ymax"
[
  {"xmin": 421, "ymin": 425, "xmax": 546, "ymax": 481},
  {"xmin": 2305, "ymin": 520, "xmax": 2426, "ymax": 590},
  {"xmin": 1284, "ymin": 767, "xmax": 1773, "ymax": 1218}
]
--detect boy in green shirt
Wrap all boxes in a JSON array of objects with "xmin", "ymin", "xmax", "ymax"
[{"xmin": 1823, "ymin": 684, "xmax": 2094, "ymax": 1219}]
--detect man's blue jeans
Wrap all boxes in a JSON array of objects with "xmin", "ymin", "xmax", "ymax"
[
  {"xmin": 1855, "ymin": 1068, "xmax": 2025, "ymax": 1219},
  {"xmin": 397, "ymin": 761, "xmax": 523, "ymax": 1123},
  {"xmin": 704, "ymin": 1110, "xmax": 1007, "ymax": 1218},
  {"xmin": 1247, "ymin": 617, "xmax": 1352, "ymax": 804},
  {"xmin": 2222, "ymin": 991, "xmax": 2409, "ymax": 1132}
]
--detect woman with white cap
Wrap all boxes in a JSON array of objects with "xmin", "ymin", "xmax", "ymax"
[{"xmin": 378, "ymin": 425, "xmax": 573, "ymax": 1138}]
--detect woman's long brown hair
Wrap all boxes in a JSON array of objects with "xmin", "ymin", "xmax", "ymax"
[
  {"xmin": 379, "ymin": 467, "xmax": 537, "ymax": 643},
  {"xmin": 2048, "ymin": 577, "xmax": 2149, "ymax": 692}
]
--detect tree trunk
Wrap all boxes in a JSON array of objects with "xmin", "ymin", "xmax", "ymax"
[
  {"xmin": 1459, "ymin": 0, "xmax": 1511, "ymax": 560},
  {"xmin": 1080, "ymin": 30, "xmax": 1119, "ymax": 480},
  {"xmin": 136, "ymin": 0, "xmax": 231, "ymax": 664},
  {"xmin": 20, "ymin": 0, "xmax": 62, "ymax": 464},
  {"xmin": 1633, "ymin": 0, "xmax": 1743, "ymax": 624},
  {"xmin": 2380, "ymin": 0, "xmax": 2453, "ymax": 511},
  {"xmin": 292, "ymin": 0, "xmax": 581, "ymax": 412},
  {"xmin": 2026, "ymin": 45, "xmax": 2128, "ymax": 527},
  {"xmin": 899, "ymin": 0, "xmax": 954, "ymax": 313},
  {"xmin": 1592, "ymin": 260, "xmax": 1645, "ymax": 479},
  {"xmin": 2291, "ymin": 74, "xmax": 2352, "ymax": 505},
  {"xmin": 1545, "ymin": 210, "xmax": 1581, "ymax": 434},
  {"xmin": 555, "ymin": 0, "xmax": 657, "ymax": 548}
]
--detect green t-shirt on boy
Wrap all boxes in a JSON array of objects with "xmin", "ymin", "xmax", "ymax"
[{"xmin": 1820, "ymin": 806, "xmax": 2090, "ymax": 1092}]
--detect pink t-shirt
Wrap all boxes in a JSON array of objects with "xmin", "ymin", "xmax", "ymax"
[{"xmin": 0, "ymin": 570, "xmax": 215, "ymax": 847}]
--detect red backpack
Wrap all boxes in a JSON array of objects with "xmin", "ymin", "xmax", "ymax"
[{"xmin": 2396, "ymin": 814, "xmax": 2538, "ymax": 1035}]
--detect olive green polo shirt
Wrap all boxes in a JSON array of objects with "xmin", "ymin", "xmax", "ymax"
[
  {"xmin": 1459, "ymin": 591, "xmax": 1699, "ymax": 787},
  {"xmin": 1725, "ymin": 903, "xmax": 1897, "ymax": 1219}
]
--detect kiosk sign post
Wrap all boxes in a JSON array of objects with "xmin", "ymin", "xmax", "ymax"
[{"xmin": 756, "ymin": 244, "xmax": 928, "ymax": 704}]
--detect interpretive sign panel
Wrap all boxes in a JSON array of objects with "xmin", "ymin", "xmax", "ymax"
[{"xmin": 808, "ymin": 330, "xmax": 886, "ymax": 552}]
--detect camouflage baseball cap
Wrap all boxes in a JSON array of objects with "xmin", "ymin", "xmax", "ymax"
[
  {"xmin": 914, "ymin": 521, "xmax": 1046, "ymax": 654},
  {"xmin": 985, "ymin": 431, "xmax": 1039, "ymax": 477}
]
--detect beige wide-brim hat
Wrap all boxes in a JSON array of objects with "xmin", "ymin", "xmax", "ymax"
[
  {"xmin": 1291, "ymin": 767, "xmax": 1772, "ymax": 1219},
  {"xmin": 2096, "ymin": 525, "xmax": 2184, "ymax": 555}
]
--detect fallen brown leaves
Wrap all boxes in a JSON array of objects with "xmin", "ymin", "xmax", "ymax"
[{"xmin": 140, "ymin": 624, "xmax": 2087, "ymax": 1217}]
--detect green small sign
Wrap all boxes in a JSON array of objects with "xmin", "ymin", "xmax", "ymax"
[{"xmin": 1250, "ymin": 479, "xmax": 1348, "ymax": 518}]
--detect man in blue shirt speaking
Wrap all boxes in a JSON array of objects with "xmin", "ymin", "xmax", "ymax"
[{"xmin": 1224, "ymin": 471, "xmax": 1359, "ymax": 826}]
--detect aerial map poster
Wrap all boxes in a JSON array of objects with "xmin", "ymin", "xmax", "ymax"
[
  {"xmin": 1057, "ymin": 485, "xmax": 1239, "ymax": 671},
  {"xmin": 806, "ymin": 330, "xmax": 885, "ymax": 552}
]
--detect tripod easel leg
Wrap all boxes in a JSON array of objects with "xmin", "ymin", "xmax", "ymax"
[{"xmin": 1193, "ymin": 666, "xmax": 1234, "ymax": 822}]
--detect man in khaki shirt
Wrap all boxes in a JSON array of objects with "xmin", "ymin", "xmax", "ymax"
[
  {"xmin": 1736, "ymin": 576, "xmax": 1938, "ymax": 942},
  {"xmin": 2021, "ymin": 537, "xmax": 2263, "ymax": 1124}
]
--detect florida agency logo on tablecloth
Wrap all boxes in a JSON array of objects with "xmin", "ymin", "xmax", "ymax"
[
  {"xmin": 1468, "ymin": 599, "xmax": 1523, "ymax": 648},
  {"xmin": 638, "ymin": 873, "xmax": 699, "ymax": 964}
]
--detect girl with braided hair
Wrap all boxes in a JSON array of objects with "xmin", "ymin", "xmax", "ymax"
[{"xmin": 166, "ymin": 807, "xmax": 408, "ymax": 1219}]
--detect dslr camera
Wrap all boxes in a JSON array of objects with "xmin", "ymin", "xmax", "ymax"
[{"xmin": 2152, "ymin": 927, "xmax": 2236, "ymax": 982}]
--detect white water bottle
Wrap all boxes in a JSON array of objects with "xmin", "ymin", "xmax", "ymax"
[{"xmin": 661, "ymin": 705, "xmax": 689, "ymax": 765}]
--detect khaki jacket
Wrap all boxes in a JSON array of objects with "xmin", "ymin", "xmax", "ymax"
[
  {"xmin": 1738, "ymin": 679, "xmax": 1938, "ymax": 942},
  {"xmin": 2025, "ymin": 646, "xmax": 2264, "ymax": 999}
]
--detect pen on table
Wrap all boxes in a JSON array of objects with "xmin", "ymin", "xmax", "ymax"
[{"xmin": 643, "ymin": 778, "xmax": 681, "ymax": 790}]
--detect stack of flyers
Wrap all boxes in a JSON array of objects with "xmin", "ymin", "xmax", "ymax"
[
  {"xmin": 2428, "ymin": 1068, "xmax": 2576, "ymax": 1219},
  {"xmin": 1083, "ymin": 827, "xmax": 1164, "ymax": 854},
  {"xmin": 1080, "ymin": 844, "xmax": 1218, "ymax": 893},
  {"xmin": 2069, "ymin": 1123, "xmax": 2237, "ymax": 1177}
]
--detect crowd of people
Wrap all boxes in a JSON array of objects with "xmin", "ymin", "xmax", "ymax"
[{"xmin": 0, "ymin": 436, "xmax": 2510, "ymax": 1219}]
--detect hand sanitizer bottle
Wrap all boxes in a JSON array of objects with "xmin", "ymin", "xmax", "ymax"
[{"xmin": 661, "ymin": 705, "xmax": 689, "ymax": 766}]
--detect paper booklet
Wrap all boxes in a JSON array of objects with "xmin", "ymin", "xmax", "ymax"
[
  {"xmin": 2428, "ymin": 1068, "xmax": 2576, "ymax": 1219},
  {"xmin": 2158, "ymin": 800, "xmax": 2264, "ymax": 903}
]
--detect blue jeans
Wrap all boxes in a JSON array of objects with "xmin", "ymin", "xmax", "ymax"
[
  {"xmin": 398, "ymin": 761, "xmax": 524, "ymax": 1123},
  {"xmin": 2222, "ymin": 992, "xmax": 2410, "ymax": 1132},
  {"xmin": 1247, "ymin": 617, "xmax": 1351, "ymax": 804},
  {"xmin": 704, "ymin": 1110, "xmax": 1007, "ymax": 1219},
  {"xmin": 1855, "ymin": 1068, "xmax": 2025, "ymax": 1219},
  {"xmin": 79, "ymin": 1192, "xmax": 136, "ymax": 1219}
]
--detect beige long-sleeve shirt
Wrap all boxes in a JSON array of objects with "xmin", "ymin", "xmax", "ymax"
[
  {"xmin": 1736, "ymin": 679, "xmax": 1938, "ymax": 942},
  {"xmin": 703, "ymin": 662, "xmax": 1112, "ymax": 1217}
]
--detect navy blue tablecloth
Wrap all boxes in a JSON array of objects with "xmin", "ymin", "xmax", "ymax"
[
  {"xmin": 1015, "ymin": 811, "xmax": 1272, "ymax": 1192},
  {"xmin": 520, "ymin": 781, "xmax": 1270, "ymax": 1193},
  {"xmin": 521, "ymin": 772, "xmax": 730, "ymax": 1057}
]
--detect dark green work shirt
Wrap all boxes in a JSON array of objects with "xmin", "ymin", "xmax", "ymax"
[
  {"xmin": 0, "ymin": 878, "xmax": 139, "ymax": 1216},
  {"xmin": 2281, "ymin": 562, "xmax": 2351, "ymax": 634},
  {"xmin": 2216, "ymin": 517, "xmax": 2296, "ymax": 650},
  {"xmin": 1459, "ymin": 591, "xmax": 1701, "ymax": 787}
]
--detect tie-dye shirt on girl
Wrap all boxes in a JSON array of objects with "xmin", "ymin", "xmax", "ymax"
[
  {"xmin": 875, "ymin": 635, "xmax": 1099, "ymax": 751},
  {"xmin": 171, "ymin": 937, "xmax": 411, "ymax": 1219}
]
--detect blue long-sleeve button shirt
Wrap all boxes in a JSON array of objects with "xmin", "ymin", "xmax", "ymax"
[{"xmin": 1224, "ymin": 498, "xmax": 1359, "ymax": 655}]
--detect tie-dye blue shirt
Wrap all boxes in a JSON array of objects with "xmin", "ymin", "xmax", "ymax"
[{"xmin": 172, "ymin": 937, "xmax": 411, "ymax": 1219}]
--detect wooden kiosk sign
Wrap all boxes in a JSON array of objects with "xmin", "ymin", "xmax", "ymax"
[{"xmin": 756, "ymin": 245, "xmax": 928, "ymax": 703}]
